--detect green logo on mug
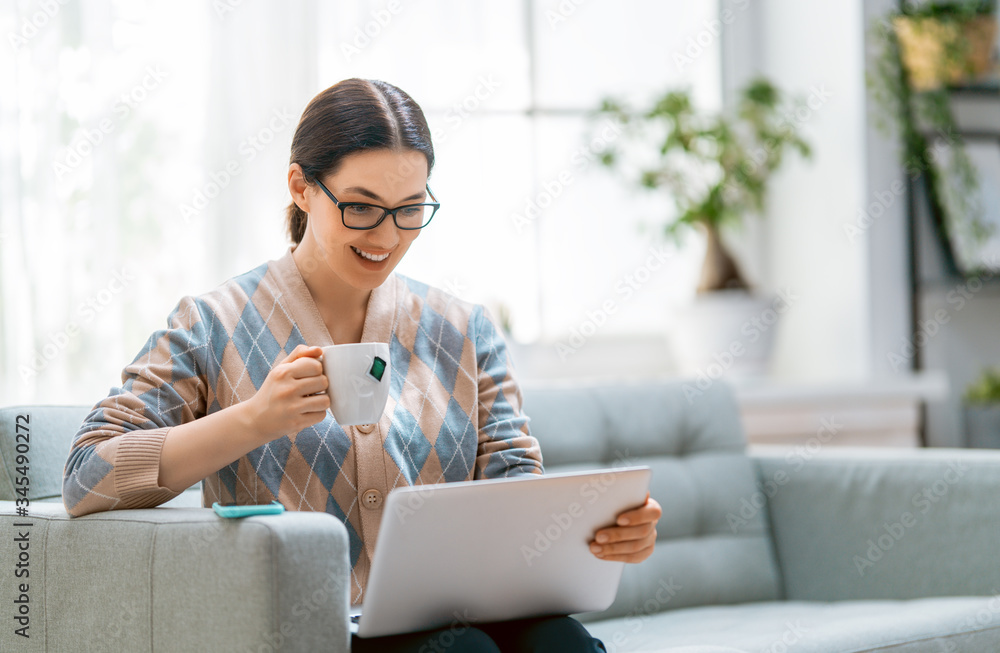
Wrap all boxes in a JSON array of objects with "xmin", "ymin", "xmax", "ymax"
[{"xmin": 369, "ymin": 356, "xmax": 387, "ymax": 382}]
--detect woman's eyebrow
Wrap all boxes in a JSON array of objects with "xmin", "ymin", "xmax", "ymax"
[{"xmin": 341, "ymin": 186, "xmax": 426, "ymax": 203}]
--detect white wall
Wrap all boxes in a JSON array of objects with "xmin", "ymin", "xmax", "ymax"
[
  {"xmin": 862, "ymin": 0, "xmax": 915, "ymax": 382},
  {"xmin": 722, "ymin": 0, "xmax": 872, "ymax": 382}
]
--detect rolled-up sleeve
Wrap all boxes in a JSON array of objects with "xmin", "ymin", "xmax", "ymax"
[
  {"xmin": 62, "ymin": 295, "xmax": 210, "ymax": 516},
  {"xmin": 472, "ymin": 306, "xmax": 544, "ymax": 480}
]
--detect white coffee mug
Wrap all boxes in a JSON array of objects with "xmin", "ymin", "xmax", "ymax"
[{"xmin": 321, "ymin": 343, "xmax": 391, "ymax": 426}]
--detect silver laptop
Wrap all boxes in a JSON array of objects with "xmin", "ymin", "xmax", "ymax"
[{"xmin": 352, "ymin": 465, "xmax": 652, "ymax": 638}]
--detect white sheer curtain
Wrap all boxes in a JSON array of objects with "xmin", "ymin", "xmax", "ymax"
[
  {"xmin": 1, "ymin": 0, "xmax": 214, "ymax": 405},
  {"xmin": 1, "ymin": 0, "xmax": 720, "ymax": 405}
]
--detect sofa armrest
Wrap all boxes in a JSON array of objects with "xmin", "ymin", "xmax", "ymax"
[
  {"xmin": 0, "ymin": 501, "xmax": 351, "ymax": 652},
  {"xmin": 752, "ymin": 447, "xmax": 1000, "ymax": 602}
]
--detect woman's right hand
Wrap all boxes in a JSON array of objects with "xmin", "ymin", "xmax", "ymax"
[{"xmin": 244, "ymin": 344, "xmax": 331, "ymax": 443}]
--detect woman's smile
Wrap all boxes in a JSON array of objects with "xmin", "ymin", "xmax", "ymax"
[{"xmin": 351, "ymin": 245, "xmax": 393, "ymax": 267}]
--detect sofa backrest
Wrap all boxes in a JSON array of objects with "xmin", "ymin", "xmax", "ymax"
[
  {"xmin": 0, "ymin": 405, "xmax": 92, "ymax": 502},
  {"xmin": 520, "ymin": 377, "xmax": 783, "ymax": 622},
  {"xmin": 3, "ymin": 379, "xmax": 785, "ymax": 622}
]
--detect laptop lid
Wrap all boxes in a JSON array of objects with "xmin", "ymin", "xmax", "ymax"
[{"xmin": 356, "ymin": 465, "xmax": 651, "ymax": 638}]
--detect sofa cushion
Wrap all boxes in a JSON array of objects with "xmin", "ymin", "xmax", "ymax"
[
  {"xmin": 522, "ymin": 379, "xmax": 783, "ymax": 619},
  {"xmin": 0, "ymin": 405, "xmax": 92, "ymax": 501},
  {"xmin": 755, "ymin": 449, "xmax": 1000, "ymax": 602},
  {"xmin": 582, "ymin": 597, "xmax": 1000, "ymax": 652}
]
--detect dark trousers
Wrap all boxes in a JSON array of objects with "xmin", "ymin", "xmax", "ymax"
[{"xmin": 350, "ymin": 614, "xmax": 608, "ymax": 652}]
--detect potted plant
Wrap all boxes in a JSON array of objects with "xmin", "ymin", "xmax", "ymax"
[
  {"xmin": 963, "ymin": 366, "xmax": 1000, "ymax": 448},
  {"xmin": 868, "ymin": 0, "xmax": 997, "ymax": 275},
  {"xmin": 590, "ymin": 77, "xmax": 811, "ymax": 377}
]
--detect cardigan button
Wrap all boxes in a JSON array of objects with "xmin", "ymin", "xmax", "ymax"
[
  {"xmin": 356, "ymin": 423, "xmax": 375, "ymax": 434},
  {"xmin": 362, "ymin": 489, "xmax": 383, "ymax": 509}
]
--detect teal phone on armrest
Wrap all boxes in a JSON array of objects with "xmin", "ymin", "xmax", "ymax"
[{"xmin": 212, "ymin": 501, "xmax": 285, "ymax": 518}]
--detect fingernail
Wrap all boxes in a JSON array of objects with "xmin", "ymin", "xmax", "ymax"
[
  {"xmin": 590, "ymin": 544, "xmax": 602, "ymax": 553},
  {"xmin": 618, "ymin": 517, "xmax": 629, "ymax": 526},
  {"xmin": 596, "ymin": 533, "xmax": 609, "ymax": 543}
]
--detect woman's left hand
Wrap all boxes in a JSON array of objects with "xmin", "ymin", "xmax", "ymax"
[{"xmin": 589, "ymin": 492, "xmax": 661, "ymax": 564}]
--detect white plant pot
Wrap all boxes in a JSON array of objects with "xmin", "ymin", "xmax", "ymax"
[
  {"xmin": 670, "ymin": 289, "xmax": 782, "ymax": 381},
  {"xmin": 964, "ymin": 404, "xmax": 1000, "ymax": 448}
]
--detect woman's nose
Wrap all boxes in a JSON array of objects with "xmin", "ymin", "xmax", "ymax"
[{"xmin": 369, "ymin": 215, "xmax": 400, "ymax": 246}]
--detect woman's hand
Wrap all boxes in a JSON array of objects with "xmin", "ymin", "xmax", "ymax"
[
  {"xmin": 589, "ymin": 492, "xmax": 662, "ymax": 564},
  {"xmin": 243, "ymin": 344, "xmax": 331, "ymax": 443}
]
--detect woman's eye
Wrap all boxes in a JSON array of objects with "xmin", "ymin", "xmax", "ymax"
[
  {"xmin": 346, "ymin": 205, "xmax": 377, "ymax": 217},
  {"xmin": 399, "ymin": 206, "xmax": 423, "ymax": 218}
]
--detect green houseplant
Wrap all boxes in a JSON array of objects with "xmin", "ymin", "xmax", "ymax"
[
  {"xmin": 588, "ymin": 77, "xmax": 811, "ymax": 377},
  {"xmin": 868, "ymin": 0, "xmax": 997, "ymax": 275},
  {"xmin": 591, "ymin": 77, "xmax": 811, "ymax": 294},
  {"xmin": 963, "ymin": 366, "xmax": 1000, "ymax": 448}
]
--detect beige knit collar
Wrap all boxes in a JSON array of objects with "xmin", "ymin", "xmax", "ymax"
[{"xmin": 271, "ymin": 244, "xmax": 400, "ymax": 348}]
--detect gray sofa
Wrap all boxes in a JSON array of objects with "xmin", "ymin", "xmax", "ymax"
[{"xmin": 2, "ymin": 378, "xmax": 999, "ymax": 652}]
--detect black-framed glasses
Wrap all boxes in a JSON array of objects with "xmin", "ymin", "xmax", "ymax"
[{"xmin": 313, "ymin": 177, "xmax": 440, "ymax": 230}]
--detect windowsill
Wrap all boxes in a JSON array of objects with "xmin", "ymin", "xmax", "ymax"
[{"xmin": 512, "ymin": 334, "xmax": 949, "ymax": 449}]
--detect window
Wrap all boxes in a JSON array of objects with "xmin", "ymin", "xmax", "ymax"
[{"xmin": 0, "ymin": 0, "xmax": 721, "ymax": 403}]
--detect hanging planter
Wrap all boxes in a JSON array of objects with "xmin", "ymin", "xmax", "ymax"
[
  {"xmin": 892, "ymin": 8, "xmax": 998, "ymax": 92},
  {"xmin": 868, "ymin": 0, "xmax": 997, "ymax": 278}
]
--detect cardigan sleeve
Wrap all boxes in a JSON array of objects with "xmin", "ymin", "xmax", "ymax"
[
  {"xmin": 62, "ymin": 294, "xmax": 210, "ymax": 516},
  {"xmin": 472, "ymin": 305, "xmax": 544, "ymax": 480}
]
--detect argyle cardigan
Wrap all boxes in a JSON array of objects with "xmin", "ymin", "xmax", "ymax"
[{"xmin": 62, "ymin": 245, "xmax": 544, "ymax": 604}]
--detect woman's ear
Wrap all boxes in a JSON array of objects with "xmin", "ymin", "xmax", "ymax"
[{"xmin": 288, "ymin": 163, "xmax": 311, "ymax": 214}]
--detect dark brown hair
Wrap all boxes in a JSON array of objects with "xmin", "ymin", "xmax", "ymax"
[{"xmin": 286, "ymin": 78, "xmax": 435, "ymax": 244}]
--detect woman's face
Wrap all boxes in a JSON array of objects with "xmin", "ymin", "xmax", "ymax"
[{"xmin": 293, "ymin": 148, "xmax": 428, "ymax": 292}]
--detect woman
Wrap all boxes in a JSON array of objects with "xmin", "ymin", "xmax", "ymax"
[{"xmin": 62, "ymin": 78, "xmax": 662, "ymax": 652}]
